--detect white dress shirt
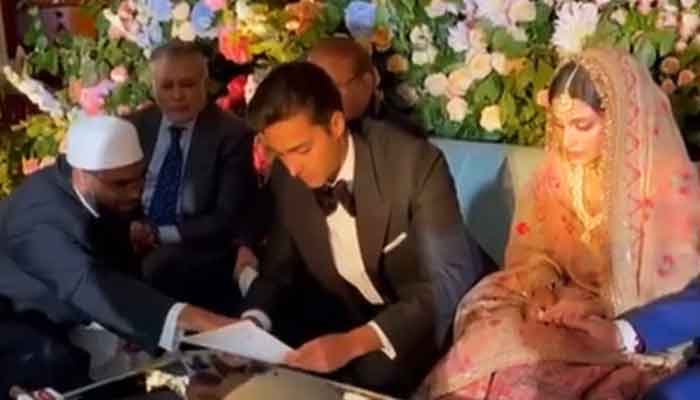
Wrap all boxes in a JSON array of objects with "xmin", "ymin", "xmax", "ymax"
[
  {"xmin": 74, "ymin": 186, "xmax": 185, "ymax": 352},
  {"xmin": 615, "ymin": 319, "xmax": 641, "ymax": 353},
  {"xmin": 326, "ymin": 135, "xmax": 396, "ymax": 359},
  {"xmin": 142, "ymin": 117, "xmax": 196, "ymax": 244}
]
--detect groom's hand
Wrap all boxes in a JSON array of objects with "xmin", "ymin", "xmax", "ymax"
[
  {"xmin": 178, "ymin": 304, "xmax": 239, "ymax": 333},
  {"xmin": 285, "ymin": 326, "xmax": 382, "ymax": 373},
  {"xmin": 285, "ymin": 333, "xmax": 356, "ymax": 373},
  {"xmin": 558, "ymin": 315, "xmax": 623, "ymax": 353}
]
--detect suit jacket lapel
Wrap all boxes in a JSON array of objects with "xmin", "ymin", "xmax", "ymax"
[
  {"xmin": 140, "ymin": 109, "xmax": 162, "ymax": 163},
  {"xmin": 281, "ymin": 167, "xmax": 367, "ymax": 319},
  {"xmin": 353, "ymin": 134, "xmax": 391, "ymax": 287},
  {"xmin": 182, "ymin": 106, "xmax": 216, "ymax": 215}
]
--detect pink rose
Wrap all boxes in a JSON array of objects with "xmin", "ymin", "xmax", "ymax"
[
  {"xmin": 110, "ymin": 66, "xmax": 129, "ymax": 83},
  {"xmin": 219, "ymin": 27, "xmax": 252, "ymax": 64},
  {"xmin": 226, "ymin": 75, "xmax": 247, "ymax": 104},
  {"xmin": 108, "ymin": 26, "xmax": 126, "ymax": 40},
  {"xmin": 79, "ymin": 80, "xmax": 116, "ymax": 115},
  {"xmin": 216, "ymin": 75, "xmax": 248, "ymax": 110},
  {"xmin": 204, "ymin": 0, "xmax": 226, "ymax": 11},
  {"xmin": 118, "ymin": 0, "xmax": 135, "ymax": 19}
]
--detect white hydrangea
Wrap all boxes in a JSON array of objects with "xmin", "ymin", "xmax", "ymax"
[
  {"xmin": 551, "ymin": 2, "xmax": 599, "ymax": 55},
  {"xmin": 3, "ymin": 66, "xmax": 65, "ymax": 118},
  {"xmin": 447, "ymin": 21, "xmax": 470, "ymax": 53}
]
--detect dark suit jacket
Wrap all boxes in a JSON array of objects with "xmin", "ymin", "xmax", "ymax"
[
  {"xmin": 627, "ymin": 279, "xmax": 700, "ymax": 353},
  {"xmin": 246, "ymin": 119, "xmax": 485, "ymax": 359},
  {"xmin": 129, "ymin": 104, "xmax": 261, "ymax": 247},
  {"xmin": 0, "ymin": 157, "xmax": 176, "ymax": 348}
]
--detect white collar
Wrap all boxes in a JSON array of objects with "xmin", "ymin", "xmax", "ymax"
[
  {"xmin": 332, "ymin": 134, "xmax": 355, "ymax": 187},
  {"xmin": 73, "ymin": 185, "xmax": 99, "ymax": 218},
  {"xmin": 162, "ymin": 115, "xmax": 197, "ymax": 132}
]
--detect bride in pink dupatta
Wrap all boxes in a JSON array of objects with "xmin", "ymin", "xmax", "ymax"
[{"xmin": 419, "ymin": 48, "xmax": 700, "ymax": 399}]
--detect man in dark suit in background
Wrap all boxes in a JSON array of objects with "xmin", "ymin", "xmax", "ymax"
[
  {"xmin": 242, "ymin": 62, "xmax": 486, "ymax": 396},
  {"xmin": 0, "ymin": 115, "xmax": 238, "ymax": 396},
  {"xmin": 307, "ymin": 37, "xmax": 425, "ymax": 138},
  {"xmin": 128, "ymin": 40, "xmax": 262, "ymax": 313}
]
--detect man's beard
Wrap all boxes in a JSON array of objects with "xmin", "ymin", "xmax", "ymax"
[{"xmin": 84, "ymin": 191, "xmax": 141, "ymax": 223}]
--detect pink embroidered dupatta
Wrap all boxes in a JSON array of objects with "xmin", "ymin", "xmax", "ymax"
[{"xmin": 421, "ymin": 48, "xmax": 700, "ymax": 399}]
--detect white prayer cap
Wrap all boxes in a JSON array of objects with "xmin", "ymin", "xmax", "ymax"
[{"xmin": 66, "ymin": 114, "xmax": 143, "ymax": 170}]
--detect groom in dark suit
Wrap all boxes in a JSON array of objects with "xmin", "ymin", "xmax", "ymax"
[
  {"xmin": 128, "ymin": 40, "xmax": 262, "ymax": 312},
  {"xmin": 242, "ymin": 62, "xmax": 486, "ymax": 396}
]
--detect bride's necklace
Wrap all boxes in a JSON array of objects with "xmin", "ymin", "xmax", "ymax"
[{"xmin": 567, "ymin": 163, "xmax": 603, "ymax": 243}]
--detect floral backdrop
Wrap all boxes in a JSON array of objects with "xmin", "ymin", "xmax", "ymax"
[{"xmin": 2, "ymin": 0, "xmax": 700, "ymax": 196}]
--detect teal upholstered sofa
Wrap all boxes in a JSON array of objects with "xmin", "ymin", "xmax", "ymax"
[{"xmin": 430, "ymin": 139, "xmax": 545, "ymax": 266}]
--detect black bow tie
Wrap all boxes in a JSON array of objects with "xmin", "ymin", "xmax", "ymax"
[{"xmin": 313, "ymin": 180, "xmax": 356, "ymax": 217}]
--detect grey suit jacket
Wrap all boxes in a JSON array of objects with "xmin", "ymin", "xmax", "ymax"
[
  {"xmin": 0, "ymin": 157, "xmax": 175, "ymax": 348},
  {"xmin": 129, "ymin": 104, "xmax": 260, "ymax": 247},
  {"xmin": 246, "ymin": 119, "xmax": 485, "ymax": 359}
]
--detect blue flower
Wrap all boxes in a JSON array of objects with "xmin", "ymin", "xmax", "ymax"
[
  {"xmin": 147, "ymin": 21, "xmax": 164, "ymax": 46},
  {"xmin": 149, "ymin": 0, "xmax": 173, "ymax": 23},
  {"xmin": 344, "ymin": 1, "xmax": 377, "ymax": 40},
  {"xmin": 191, "ymin": 1, "xmax": 215, "ymax": 35}
]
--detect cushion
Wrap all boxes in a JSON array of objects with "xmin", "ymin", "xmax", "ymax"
[{"xmin": 430, "ymin": 139, "xmax": 544, "ymax": 265}]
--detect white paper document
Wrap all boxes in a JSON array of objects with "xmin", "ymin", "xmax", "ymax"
[{"xmin": 182, "ymin": 320, "xmax": 292, "ymax": 364}]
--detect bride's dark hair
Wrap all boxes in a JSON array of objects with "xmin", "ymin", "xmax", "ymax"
[{"xmin": 548, "ymin": 62, "xmax": 604, "ymax": 112}]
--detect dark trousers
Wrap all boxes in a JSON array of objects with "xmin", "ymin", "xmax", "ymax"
[
  {"xmin": 141, "ymin": 244, "xmax": 242, "ymax": 316},
  {"xmin": 0, "ymin": 311, "xmax": 90, "ymax": 400},
  {"xmin": 273, "ymin": 275, "xmax": 439, "ymax": 398}
]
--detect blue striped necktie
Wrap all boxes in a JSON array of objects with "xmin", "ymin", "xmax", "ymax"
[{"xmin": 148, "ymin": 125, "xmax": 184, "ymax": 225}]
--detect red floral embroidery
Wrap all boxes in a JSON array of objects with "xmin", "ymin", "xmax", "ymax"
[{"xmin": 516, "ymin": 222, "xmax": 530, "ymax": 236}]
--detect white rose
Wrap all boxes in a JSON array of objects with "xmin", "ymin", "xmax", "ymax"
[
  {"xmin": 682, "ymin": 0, "xmax": 697, "ymax": 9},
  {"xmin": 173, "ymin": 2, "xmax": 191, "ymax": 21},
  {"xmin": 469, "ymin": 52, "xmax": 493, "ymax": 80},
  {"xmin": 491, "ymin": 52, "xmax": 508, "ymax": 75},
  {"xmin": 396, "ymin": 83, "xmax": 419, "ymax": 106},
  {"xmin": 508, "ymin": 0, "xmax": 536, "ymax": 23},
  {"xmin": 177, "ymin": 22, "xmax": 196, "ymax": 41},
  {"xmin": 480, "ymin": 105, "xmax": 502, "ymax": 132},
  {"xmin": 596, "ymin": 0, "xmax": 611, "ymax": 6},
  {"xmin": 680, "ymin": 12, "xmax": 700, "ymax": 39},
  {"xmin": 446, "ymin": 97, "xmax": 469, "ymax": 121},
  {"xmin": 611, "ymin": 9, "xmax": 628, "ymax": 25},
  {"xmin": 424, "ymin": 73, "xmax": 449, "ymax": 97},
  {"xmin": 412, "ymin": 45, "xmax": 438, "ymax": 65},
  {"xmin": 410, "ymin": 25, "xmax": 433, "ymax": 48},
  {"xmin": 447, "ymin": 67, "xmax": 473, "ymax": 98}
]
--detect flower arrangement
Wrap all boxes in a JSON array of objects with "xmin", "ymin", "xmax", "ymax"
[
  {"xmin": 384, "ymin": 0, "xmax": 700, "ymax": 145},
  {"xmin": 4, "ymin": 0, "xmax": 700, "ymax": 195}
]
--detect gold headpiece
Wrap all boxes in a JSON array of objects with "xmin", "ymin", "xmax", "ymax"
[{"xmin": 552, "ymin": 62, "xmax": 581, "ymax": 119}]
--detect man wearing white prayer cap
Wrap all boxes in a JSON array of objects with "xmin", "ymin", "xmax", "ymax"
[{"xmin": 0, "ymin": 114, "xmax": 241, "ymax": 395}]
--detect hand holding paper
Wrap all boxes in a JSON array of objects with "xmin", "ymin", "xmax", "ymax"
[{"xmin": 182, "ymin": 320, "xmax": 292, "ymax": 364}]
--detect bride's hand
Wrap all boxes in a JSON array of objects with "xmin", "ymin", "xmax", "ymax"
[
  {"xmin": 524, "ymin": 287, "xmax": 557, "ymax": 322},
  {"xmin": 539, "ymin": 295, "xmax": 606, "ymax": 325}
]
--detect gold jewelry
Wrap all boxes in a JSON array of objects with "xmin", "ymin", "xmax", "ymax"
[{"xmin": 552, "ymin": 63, "xmax": 581, "ymax": 120}]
